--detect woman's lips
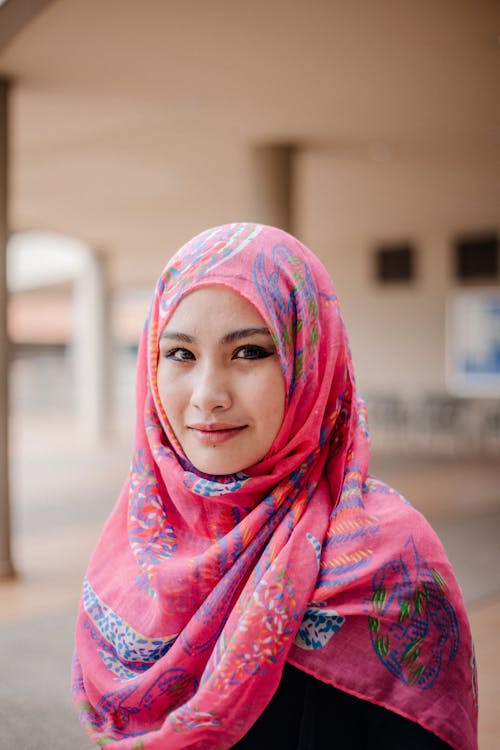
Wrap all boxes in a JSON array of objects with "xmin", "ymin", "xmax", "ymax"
[{"xmin": 187, "ymin": 423, "xmax": 247, "ymax": 446}]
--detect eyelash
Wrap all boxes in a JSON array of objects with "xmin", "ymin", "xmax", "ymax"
[
  {"xmin": 233, "ymin": 345, "xmax": 274, "ymax": 360},
  {"xmin": 163, "ymin": 348, "xmax": 195, "ymax": 362},
  {"xmin": 163, "ymin": 345, "xmax": 274, "ymax": 362}
]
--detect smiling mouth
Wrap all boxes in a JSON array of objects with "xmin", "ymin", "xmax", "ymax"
[{"xmin": 187, "ymin": 424, "xmax": 247, "ymax": 446}]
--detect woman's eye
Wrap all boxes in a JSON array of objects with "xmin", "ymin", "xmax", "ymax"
[
  {"xmin": 163, "ymin": 347, "xmax": 195, "ymax": 362},
  {"xmin": 233, "ymin": 345, "xmax": 274, "ymax": 360}
]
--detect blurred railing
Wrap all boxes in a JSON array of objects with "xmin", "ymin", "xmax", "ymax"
[{"xmin": 365, "ymin": 392, "xmax": 500, "ymax": 455}]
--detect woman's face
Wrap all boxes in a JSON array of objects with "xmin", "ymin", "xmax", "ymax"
[{"xmin": 157, "ymin": 286, "xmax": 285, "ymax": 475}]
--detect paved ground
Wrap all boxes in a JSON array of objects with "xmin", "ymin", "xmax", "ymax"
[{"xmin": 1, "ymin": 352, "xmax": 499, "ymax": 749}]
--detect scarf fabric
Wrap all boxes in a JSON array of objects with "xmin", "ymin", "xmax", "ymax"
[{"xmin": 72, "ymin": 223, "xmax": 478, "ymax": 750}]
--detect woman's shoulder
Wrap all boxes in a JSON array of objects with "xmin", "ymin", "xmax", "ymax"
[{"xmin": 362, "ymin": 472, "xmax": 448, "ymax": 550}]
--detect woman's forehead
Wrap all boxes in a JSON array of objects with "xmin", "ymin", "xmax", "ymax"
[{"xmin": 162, "ymin": 285, "xmax": 269, "ymax": 331}]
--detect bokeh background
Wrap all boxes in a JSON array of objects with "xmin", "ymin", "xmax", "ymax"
[{"xmin": 0, "ymin": 1, "xmax": 499, "ymax": 748}]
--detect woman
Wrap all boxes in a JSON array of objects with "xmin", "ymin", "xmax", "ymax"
[{"xmin": 73, "ymin": 223, "xmax": 478, "ymax": 749}]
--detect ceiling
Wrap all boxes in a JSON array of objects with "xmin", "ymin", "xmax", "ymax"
[{"xmin": 0, "ymin": 0, "xmax": 499, "ymax": 287}]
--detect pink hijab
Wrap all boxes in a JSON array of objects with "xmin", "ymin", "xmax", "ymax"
[{"xmin": 73, "ymin": 223, "xmax": 478, "ymax": 749}]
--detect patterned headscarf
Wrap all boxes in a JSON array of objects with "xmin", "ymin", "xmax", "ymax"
[{"xmin": 73, "ymin": 223, "xmax": 477, "ymax": 749}]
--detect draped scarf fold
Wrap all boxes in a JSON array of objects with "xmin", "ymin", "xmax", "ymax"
[{"xmin": 73, "ymin": 223, "xmax": 477, "ymax": 750}]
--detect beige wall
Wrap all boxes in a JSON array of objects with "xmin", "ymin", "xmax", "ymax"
[{"xmin": 296, "ymin": 148, "xmax": 499, "ymax": 398}]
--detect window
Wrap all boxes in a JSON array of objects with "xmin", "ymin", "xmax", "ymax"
[
  {"xmin": 455, "ymin": 234, "xmax": 498, "ymax": 280},
  {"xmin": 375, "ymin": 243, "xmax": 415, "ymax": 283}
]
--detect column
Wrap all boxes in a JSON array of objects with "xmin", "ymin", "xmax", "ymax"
[
  {"xmin": 247, "ymin": 144, "xmax": 296, "ymax": 233},
  {"xmin": 72, "ymin": 250, "xmax": 111, "ymax": 438},
  {"xmin": 0, "ymin": 78, "xmax": 14, "ymax": 577}
]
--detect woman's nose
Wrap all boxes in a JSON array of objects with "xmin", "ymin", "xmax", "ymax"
[{"xmin": 190, "ymin": 363, "xmax": 232, "ymax": 412}]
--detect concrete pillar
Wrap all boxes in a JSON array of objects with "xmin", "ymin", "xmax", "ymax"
[
  {"xmin": 72, "ymin": 250, "xmax": 111, "ymax": 438},
  {"xmin": 0, "ymin": 78, "xmax": 14, "ymax": 578},
  {"xmin": 247, "ymin": 144, "xmax": 296, "ymax": 233}
]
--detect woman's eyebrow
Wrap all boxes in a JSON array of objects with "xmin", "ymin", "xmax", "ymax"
[
  {"xmin": 160, "ymin": 327, "xmax": 272, "ymax": 344},
  {"xmin": 220, "ymin": 327, "xmax": 272, "ymax": 345},
  {"xmin": 160, "ymin": 331, "xmax": 195, "ymax": 342}
]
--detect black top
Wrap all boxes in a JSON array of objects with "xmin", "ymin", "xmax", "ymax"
[{"xmin": 233, "ymin": 663, "xmax": 452, "ymax": 749}]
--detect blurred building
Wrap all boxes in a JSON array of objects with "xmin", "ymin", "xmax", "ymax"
[{"xmin": 0, "ymin": 0, "xmax": 499, "ymax": 571}]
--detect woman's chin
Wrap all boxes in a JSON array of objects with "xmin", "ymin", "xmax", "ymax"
[{"xmin": 188, "ymin": 456, "xmax": 246, "ymax": 476}]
